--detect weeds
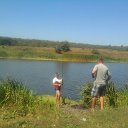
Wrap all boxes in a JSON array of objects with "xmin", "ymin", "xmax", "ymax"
[
  {"xmin": 0, "ymin": 78, "xmax": 56, "ymax": 118},
  {"xmin": 81, "ymin": 81, "xmax": 128, "ymax": 108},
  {"xmin": 0, "ymin": 78, "xmax": 128, "ymax": 128},
  {"xmin": 81, "ymin": 82, "xmax": 93, "ymax": 108},
  {"xmin": 106, "ymin": 82, "xmax": 118, "ymax": 107}
]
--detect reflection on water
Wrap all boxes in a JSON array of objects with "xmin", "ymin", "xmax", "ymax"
[{"xmin": 0, "ymin": 59, "xmax": 128, "ymax": 100}]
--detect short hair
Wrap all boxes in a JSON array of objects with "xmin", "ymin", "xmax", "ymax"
[
  {"xmin": 55, "ymin": 72, "xmax": 59, "ymax": 77},
  {"xmin": 99, "ymin": 58, "xmax": 104, "ymax": 62}
]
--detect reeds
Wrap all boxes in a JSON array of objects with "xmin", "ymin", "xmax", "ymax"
[
  {"xmin": 81, "ymin": 82, "xmax": 128, "ymax": 108},
  {"xmin": 0, "ymin": 78, "xmax": 56, "ymax": 117}
]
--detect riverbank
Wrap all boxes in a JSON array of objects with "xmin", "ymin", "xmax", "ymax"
[
  {"xmin": 0, "ymin": 46, "xmax": 128, "ymax": 62},
  {"xmin": 0, "ymin": 78, "xmax": 128, "ymax": 128}
]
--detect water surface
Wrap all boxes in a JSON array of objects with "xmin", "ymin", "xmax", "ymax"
[{"xmin": 0, "ymin": 59, "xmax": 128, "ymax": 99}]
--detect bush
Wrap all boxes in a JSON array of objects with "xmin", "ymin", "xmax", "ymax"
[
  {"xmin": 91, "ymin": 49, "xmax": 100, "ymax": 54},
  {"xmin": 106, "ymin": 82, "xmax": 118, "ymax": 107},
  {"xmin": 55, "ymin": 41, "xmax": 70, "ymax": 54},
  {"xmin": 0, "ymin": 78, "xmax": 35, "ymax": 116},
  {"xmin": 117, "ymin": 84, "xmax": 128, "ymax": 106},
  {"xmin": 0, "ymin": 78, "xmax": 56, "ymax": 117},
  {"xmin": 81, "ymin": 82, "xmax": 128, "ymax": 109},
  {"xmin": 0, "ymin": 78, "xmax": 34, "ymax": 106},
  {"xmin": 81, "ymin": 82, "xmax": 93, "ymax": 108},
  {"xmin": 55, "ymin": 46, "xmax": 62, "ymax": 54}
]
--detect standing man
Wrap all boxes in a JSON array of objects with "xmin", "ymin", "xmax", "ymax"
[
  {"xmin": 52, "ymin": 72, "xmax": 62, "ymax": 107},
  {"xmin": 91, "ymin": 58, "xmax": 111, "ymax": 110}
]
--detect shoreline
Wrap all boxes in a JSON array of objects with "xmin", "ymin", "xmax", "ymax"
[{"xmin": 0, "ymin": 56, "xmax": 128, "ymax": 63}]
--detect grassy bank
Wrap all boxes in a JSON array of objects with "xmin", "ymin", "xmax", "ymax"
[
  {"xmin": 0, "ymin": 46, "xmax": 128, "ymax": 62},
  {"xmin": 0, "ymin": 78, "xmax": 128, "ymax": 128}
]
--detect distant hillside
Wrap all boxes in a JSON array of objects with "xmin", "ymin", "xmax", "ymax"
[{"xmin": 0, "ymin": 36, "xmax": 128, "ymax": 51}]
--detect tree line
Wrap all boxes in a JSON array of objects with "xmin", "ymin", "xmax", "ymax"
[{"xmin": 0, "ymin": 36, "xmax": 128, "ymax": 51}]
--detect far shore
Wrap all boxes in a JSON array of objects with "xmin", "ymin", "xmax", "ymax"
[
  {"xmin": 0, "ymin": 56, "xmax": 128, "ymax": 63},
  {"xmin": 0, "ymin": 46, "xmax": 128, "ymax": 63}
]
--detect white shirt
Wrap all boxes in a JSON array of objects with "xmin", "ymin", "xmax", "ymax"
[{"xmin": 53, "ymin": 77, "xmax": 62, "ymax": 84}]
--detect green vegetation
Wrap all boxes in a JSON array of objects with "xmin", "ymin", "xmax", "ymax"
[
  {"xmin": 0, "ymin": 36, "xmax": 128, "ymax": 51},
  {"xmin": 81, "ymin": 82, "xmax": 128, "ymax": 108},
  {"xmin": 0, "ymin": 45, "xmax": 128, "ymax": 62},
  {"xmin": 0, "ymin": 78, "xmax": 128, "ymax": 128},
  {"xmin": 91, "ymin": 49, "xmax": 100, "ymax": 55},
  {"xmin": 0, "ymin": 36, "xmax": 128, "ymax": 62},
  {"xmin": 55, "ymin": 41, "xmax": 70, "ymax": 53}
]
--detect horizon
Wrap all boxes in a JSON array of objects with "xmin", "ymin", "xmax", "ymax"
[
  {"xmin": 0, "ymin": 0, "xmax": 128, "ymax": 46},
  {"xmin": 1, "ymin": 35, "xmax": 128, "ymax": 47}
]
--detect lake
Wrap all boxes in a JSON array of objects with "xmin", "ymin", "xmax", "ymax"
[{"xmin": 0, "ymin": 59, "xmax": 128, "ymax": 100}]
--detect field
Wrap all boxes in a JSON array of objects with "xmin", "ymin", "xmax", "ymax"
[{"xmin": 0, "ymin": 46, "xmax": 128, "ymax": 62}]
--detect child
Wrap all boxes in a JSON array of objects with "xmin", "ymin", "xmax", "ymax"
[{"xmin": 52, "ymin": 73, "xmax": 62, "ymax": 107}]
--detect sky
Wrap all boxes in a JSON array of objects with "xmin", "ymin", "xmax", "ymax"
[{"xmin": 0, "ymin": 0, "xmax": 128, "ymax": 46}]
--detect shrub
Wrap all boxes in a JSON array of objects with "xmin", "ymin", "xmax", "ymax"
[
  {"xmin": 0, "ymin": 78, "xmax": 35, "ymax": 116},
  {"xmin": 81, "ymin": 82, "xmax": 122, "ymax": 108},
  {"xmin": 55, "ymin": 46, "xmax": 62, "ymax": 54},
  {"xmin": 91, "ymin": 49, "xmax": 100, "ymax": 54},
  {"xmin": 117, "ymin": 84, "xmax": 128, "ymax": 106},
  {"xmin": 81, "ymin": 82, "xmax": 93, "ymax": 108},
  {"xmin": 0, "ymin": 78, "xmax": 56, "ymax": 117},
  {"xmin": 106, "ymin": 82, "xmax": 118, "ymax": 107},
  {"xmin": 0, "ymin": 78, "xmax": 34, "ymax": 106},
  {"xmin": 55, "ymin": 41, "xmax": 70, "ymax": 54}
]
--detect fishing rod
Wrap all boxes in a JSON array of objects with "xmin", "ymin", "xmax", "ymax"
[
  {"xmin": 61, "ymin": 61, "xmax": 63, "ymax": 87},
  {"xmin": 61, "ymin": 61, "xmax": 66, "ymax": 104}
]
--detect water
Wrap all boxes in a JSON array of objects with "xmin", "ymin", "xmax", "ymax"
[{"xmin": 0, "ymin": 59, "xmax": 128, "ymax": 100}]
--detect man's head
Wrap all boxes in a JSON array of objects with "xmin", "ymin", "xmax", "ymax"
[{"xmin": 98, "ymin": 58, "xmax": 104, "ymax": 63}]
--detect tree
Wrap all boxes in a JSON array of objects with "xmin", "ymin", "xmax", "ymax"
[
  {"xmin": 61, "ymin": 41, "xmax": 70, "ymax": 52},
  {"xmin": 55, "ymin": 45, "xmax": 62, "ymax": 54},
  {"xmin": 0, "ymin": 38, "xmax": 16, "ymax": 46},
  {"xmin": 55, "ymin": 41, "xmax": 70, "ymax": 54}
]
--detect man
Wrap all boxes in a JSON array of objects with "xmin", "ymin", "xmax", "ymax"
[
  {"xmin": 52, "ymin": 72, "xmax": 62, "ymax": 107},
  {"xmin": 91, "ymin": 58, "xmax": 111, "ymax": 110}
]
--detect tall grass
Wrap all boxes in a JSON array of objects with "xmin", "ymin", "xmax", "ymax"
[
  {"xmin": 81, "ymin": 82, "xmax": 128, "ymax": 108},
  {"xmin": 117, "ymin": 84, "xmax": 128, "ymax": 106},
  {"xmin": 0, "ymin": 78, "xmax": 128, "ymax": 128},
  {"xmin": 0, "ymin": 78, "xmax": 56, "ymax": 117},
  {"xmin": 81, "ymin": 82, "xmax": 93, "ymax": 108},
  {"xmin": 1, "ymin": 46, "xmax": 127, "ymax": 62}
]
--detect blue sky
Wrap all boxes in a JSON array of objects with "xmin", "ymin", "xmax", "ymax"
[{"xmin": 0, "ymin": 0, "xmax": 128, "ymax": 46}]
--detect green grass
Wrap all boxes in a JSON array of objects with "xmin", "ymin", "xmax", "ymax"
[
  {"xmin": 81, "ymin": 82, "xmax": 128, "ymax": 108},
  {"xmin": 0, "ymin": 78, "xmax": 128, "ymax": 128},
  {"xmin": 0, "ymin": 46, "xmax": 128, "ymax": 62}
]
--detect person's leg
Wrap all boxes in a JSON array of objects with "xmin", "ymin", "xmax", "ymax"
[
  {"xmin": 99, "ymin": 85, "xmax": 105, "ymax": 110},
  {"xmin": 92, "ymin": 96, "xmax": 96, "ymax": 110},
  {"xmin": 55, "ymin": 91, "xmax": 58, "ymax": 105},
  {"xmin": 56, "ymin": 90, "xmax": 61, "ymax": 107},
  {"xmin": 91, "ymin": 83, "xmax": 98, "ymax": 111},
  {"xmin": 100, "ymin": 96, "xmax": 104, "ymax": 110}
]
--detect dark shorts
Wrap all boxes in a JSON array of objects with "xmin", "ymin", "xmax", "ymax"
[
  {"xmin": 91, "ymin": 83, "xmax": 106, "ymax": 97},
  {"xmin": 54, "ymin": 86, "xmax": 61, "ymax": 91}
]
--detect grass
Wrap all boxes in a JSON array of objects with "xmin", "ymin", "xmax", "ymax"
[
  {"xmin": 0, "ymin": 46, "xmax": 128, "ymax": 62},
  {"xmin": 81, "ymin": 82, "xmax": 128, "ymax": 108},
  {"xmin": 0, "ymin": 78, "xmax": 128, "ymax": 128}
]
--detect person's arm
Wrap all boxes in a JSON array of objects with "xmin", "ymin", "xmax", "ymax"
[
  {"xmin": 59, "ymin": 79, "xmax": 63, "ymax": 86},
  {"xmin": 53, "ymin": 78, "xmax": 61, "ymax": 86},
  {"xmin": 53, "ymin": 82, "xmax": 59, "ymax": 86},
  {"xmin": 107, "ymin": 71, "xmax": 111, "ymax": 80},
  {"xmin": 106, "ymin": 70, "xmax": 111, "ymax": 84},
  {"xmin": 91, "ymin": 65, "xmax": 97, "ymax": 78}
]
